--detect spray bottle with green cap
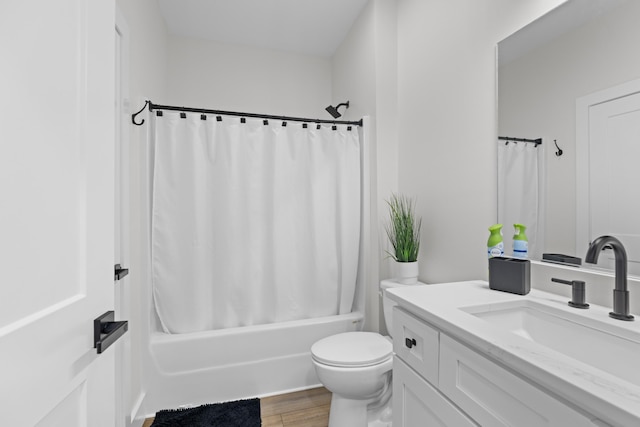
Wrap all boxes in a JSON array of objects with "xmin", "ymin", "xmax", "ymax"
[
  {"xmin": 487, "ymin": 224, "xmax": 504, "ymax": 258},
  {"xmin": 513, "ymin": 223, "xmax": 528, "ymax": 258}
]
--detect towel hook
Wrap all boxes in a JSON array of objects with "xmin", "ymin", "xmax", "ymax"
[{"xmin": 554, "ymin": 139, "xmax": 563, "ymax": 157}]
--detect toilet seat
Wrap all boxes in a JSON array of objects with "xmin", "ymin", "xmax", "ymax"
[{"xmin": 311, "ymin": 332, "xmax": 392, "ymax": 368}]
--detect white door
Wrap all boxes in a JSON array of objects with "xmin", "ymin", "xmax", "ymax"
[
  {"xmin": 0, "ymin": 1, "xmax": 118, "ymax": 426},
  {"xmin": 577, "ymin": 79, "xmax": 640, "ymax": 275}
]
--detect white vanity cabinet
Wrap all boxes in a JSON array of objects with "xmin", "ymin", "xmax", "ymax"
[
  {"xmin": 439, "ymin": 335, "xmax": 595, "ymax": 426},
  {"xmin": 393, "ymin": 306, "xmax": 600, "ymax": 427},
  {"xmin": 393, "ymin": 358, "xmax": 478, "ymax": 426},
  {"xmin": 392, "ymin": 308, "xmax": 477, "ymax": 426}
]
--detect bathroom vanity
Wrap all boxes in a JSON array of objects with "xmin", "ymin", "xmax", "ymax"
[{"xmin": 388, "ymin": 281, "xmax": 640, "ymax": 427}]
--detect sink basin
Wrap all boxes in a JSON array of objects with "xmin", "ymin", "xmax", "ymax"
[{"xmin": 462, "ymin": 300, "xmax": 640, "ymax": 387}]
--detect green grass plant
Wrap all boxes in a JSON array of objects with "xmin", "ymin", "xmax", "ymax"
[{"xmin": 385, "ymin": 194, "xmax": 421, "ymax": 262}]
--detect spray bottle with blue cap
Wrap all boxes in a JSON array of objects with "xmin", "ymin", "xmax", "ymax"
[{"xmin": 512, "ymin": 223, "xmax": 528, "ymax": 258}]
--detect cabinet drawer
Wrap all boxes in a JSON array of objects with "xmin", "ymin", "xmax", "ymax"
[
  {"xmin": 439, "ymin": 335, "xmax": 593, "ymax": 427},
  {"xmin": 393, "ymin": 307, "xmax": 439, "ymax": 385},
  {"xmin": 393, "ymin": 357, "xmax": 478, "ymax": 427}
]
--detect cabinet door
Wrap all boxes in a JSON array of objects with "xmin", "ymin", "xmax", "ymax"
[
  {"xmin": 393, "ymin": 358, "xmax": 478, "ymax": 427},
  {"xmin": 393, "ymin": 307, "xmax": 440, "ymax": 385},
  {"xmin": 439, "ymin": 335, "xmax": 593, "ymax": 427}
]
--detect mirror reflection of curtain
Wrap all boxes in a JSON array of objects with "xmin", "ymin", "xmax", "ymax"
[
  {"xmin": 151, "ymin": 112, "xmax": 362, "ymax": 334},
  {"xmin": 497, "ymin": 141, "xmax": 545, "ymax": 259}
]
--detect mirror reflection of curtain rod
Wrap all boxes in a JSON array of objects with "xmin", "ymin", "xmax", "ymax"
[{"xmin": 498, "ymin": 136, "xmax": 542, "ymax": 146}]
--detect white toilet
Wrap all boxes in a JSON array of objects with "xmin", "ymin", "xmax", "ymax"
[{"xmin": 311, "ymin": 280, "xmax": 422, "ymax": 426}]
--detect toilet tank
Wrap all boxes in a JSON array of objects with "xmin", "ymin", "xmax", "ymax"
[{"xmin": 380, "ymin": 280, "xmax": 427, "ymax": 337}]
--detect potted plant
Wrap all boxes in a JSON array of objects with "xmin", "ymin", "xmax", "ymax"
[{"xmin": 385, "ymin": 193, "xmax": 422, "ymax": 284}]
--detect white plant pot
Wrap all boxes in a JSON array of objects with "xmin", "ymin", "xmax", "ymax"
[{"xmin": 395, "ymin": 261, "xmax": 418, "ymax": 285}]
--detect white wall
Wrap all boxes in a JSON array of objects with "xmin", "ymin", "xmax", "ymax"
[
  {"xmin": 396, "ymin": 0, "xmax": 565, "ymax": 284},
  {"xmin": 115, "ymin": 0, "xmax": 168, "ymax": 425},
  {"xmin": 331, "ymin": 2, "xmax": 377, "ymax": 332},
  {"xmin": 332, "ymin": 0, "xmax": 398, "ymax": 332},
  {"xmin": 331, "ymin": 0, "xmax": 567, "ymax": 329},
  {"xmin": 370, "ymin": 0, "xmax": 400, "ymax": 283},
  {"xmin": 499, "ymin": 0, "xmax": 640, "ymax": 258},
  {"xmin": 166, "ymin": 35, "xmax": 332, "ymax": 117}
]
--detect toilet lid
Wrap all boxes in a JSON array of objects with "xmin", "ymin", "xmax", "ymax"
[{"xmin": 311, "ymin": 332, "xmax": 392, "ymax": 367}]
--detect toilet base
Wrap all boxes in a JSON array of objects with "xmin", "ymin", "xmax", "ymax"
[
  {"xmin": 327, "ymin": 375, "xmax": 393, "ymax": 427},
  {"xmin": 328, "ymin": 393, "xmax": 369, "ymax": 427}
]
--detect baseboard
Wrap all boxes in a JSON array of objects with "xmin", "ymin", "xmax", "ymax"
[{"xmin": 256, "ymin": 383, "xmax": 324, "ymax": 399}]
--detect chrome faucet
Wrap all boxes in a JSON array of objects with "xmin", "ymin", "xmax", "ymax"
[{"xmin": 585, "ymin": 235, "xmax": 634, "ymax": 321}]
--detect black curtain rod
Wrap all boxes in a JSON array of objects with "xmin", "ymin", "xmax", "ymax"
[
  {"xmin": 131, "ymin": 100, "xmax": 363, "ymax": 127},
  {"xmin": 498, "ymin": 136, "xmax": 542, "ymax": 146}
]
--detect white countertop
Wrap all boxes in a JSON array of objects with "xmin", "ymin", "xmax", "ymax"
[{"xmin": 387, "ymin": 280, "xmax": 640, "ymax": 427}]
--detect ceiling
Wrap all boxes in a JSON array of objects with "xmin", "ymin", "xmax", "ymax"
[{"xmin": 157, "ymin": 0, "xmax": 369, "ymax": 58}]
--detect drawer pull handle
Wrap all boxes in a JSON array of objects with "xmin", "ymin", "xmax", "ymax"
[{"xmin": 405, "ymin": 337, "xmax": 417, "ymax": 349}]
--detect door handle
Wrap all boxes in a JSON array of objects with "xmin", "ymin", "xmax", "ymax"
[
  {"xmin": 94, "ymin": 311, "xmax": 128, "ymax": 354},
  {"xmin": 114, "ymin": 264, "xmax": 129, "ymax": 281}
]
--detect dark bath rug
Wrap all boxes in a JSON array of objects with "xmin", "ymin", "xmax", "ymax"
[{"xmin": 150, "ymin": 398, "xmax": 260, "ymax": 427}]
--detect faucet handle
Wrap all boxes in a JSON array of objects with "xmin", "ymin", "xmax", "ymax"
[{"xmin": 551, "ymin": 278, "xmax": 590, "ymax": 309}]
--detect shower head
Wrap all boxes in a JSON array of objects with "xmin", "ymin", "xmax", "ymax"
[{"xmin": 325, "ymin": 101, "xmax": 350, "ymax": 119}]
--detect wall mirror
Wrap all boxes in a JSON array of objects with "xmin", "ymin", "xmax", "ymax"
[{"xmin": 498, "ymin": 0, "xmax": 640, "ymax": 273}]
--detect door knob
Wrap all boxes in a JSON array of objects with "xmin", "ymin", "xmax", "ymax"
[
  {"xmin": 114, "ymin": 264, "xmax": 129, "ymax": 281},
  {"xmin": 94, "ymin": 311, "xmax": 128, "ymax": 354}
]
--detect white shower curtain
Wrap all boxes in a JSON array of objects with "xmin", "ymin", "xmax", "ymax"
[
  {"xmin": 151, "ymin": 111, "xmax": 362, "ymax": 334},
  {"xmin": 497, "ymin": 140, "xmax": 545, "ymax": 259}
]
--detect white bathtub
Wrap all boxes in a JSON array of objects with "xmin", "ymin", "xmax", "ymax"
[{"xmin": 140, "ymin": 312, "xmax": 363, "ymax": 416}]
